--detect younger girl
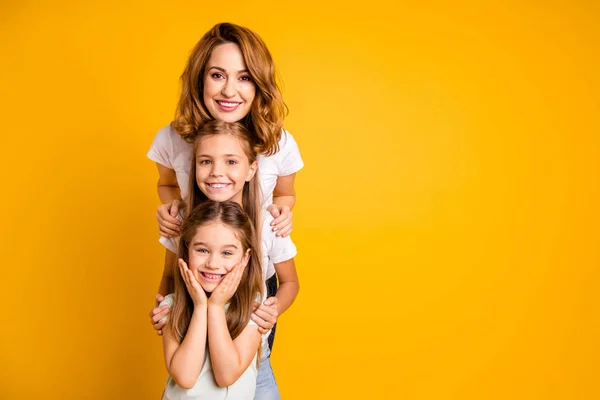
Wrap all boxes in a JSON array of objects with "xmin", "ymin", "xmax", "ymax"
[
  {"xmin": 161, "ymin": 120, "xmax": 299, "ymax": 399},
  {"xmin": 160, "ymin": 200, "xmax": 264, "ymax": 399}
]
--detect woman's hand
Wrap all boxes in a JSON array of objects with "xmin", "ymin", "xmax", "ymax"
[
  {"xmin": 157, "ymin": 199, "xmax": 182, "ymax": 238},
  {"xmin": 266, "ymin": 204, "xmax": 292, "ymax": 237},
  {"xmin": 179, "ymin": 258, "xmax": 208, "ymax": 307},
  {"xmin": 208, "ymin": 262, "xmax": 245, "ymax": 307}
]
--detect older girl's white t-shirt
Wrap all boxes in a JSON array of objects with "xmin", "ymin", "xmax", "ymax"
[{"xmin": 147, "ymin": 124, "xmax": 304, "ymax": 208}]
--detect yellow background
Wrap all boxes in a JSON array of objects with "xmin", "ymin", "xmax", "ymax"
[{"xmin": 2, "ymin": 1, "xmax": 599, "ymax": 399}]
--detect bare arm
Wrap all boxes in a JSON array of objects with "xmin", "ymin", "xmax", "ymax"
[
  {"xmin": 207, "ymin": 304, "xmax": 262, "ymax": 387},
  {"xmin": 158, "ymin": 249, "xmax": 176, "ymax": 296},
  {"xmin": 162, "ymin": 305, "xmax": 208, "ymax": 389},
  {"xmin": 272, "ymin": 173, "xmax": 296, "ymax": 210},
  {"xmin": 156, "ymin": 163, "xmax": 181, "ymax": 204},
  {"xmin": 273, "ymin": 258, "xmax": 299, "ymax": 316}
]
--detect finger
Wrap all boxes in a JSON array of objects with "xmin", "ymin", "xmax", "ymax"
[
  {"xmin": 155, "ymin": 294, "xmax": 165, "ymax": 306},
  {"xmin": 151, "ymin": 305, "xmax": 170, "ymax": 318},
  {"xmin": 152, "ymin": 308, "xmax": 171, "ymax": 323},
  {"xmin": 272, "ymin": 212, "xmax": 291, "ymax": 227},
  {"xmin": 263, "ymin": 297, "xmax": 278, "ymax": 307},
  {"xmin": 153, "ymin": 319, "xmax": 167, "ymax": 331},
  {"xmin": 157, "ymin": 329, "xmax": 163, "ymax": 336},
  {"xmin": 277, "ymin": 226, "xmax": 292, "ymax": 237},
  {"xmin": 157, "ymin": 224, "xmax": 180, "ymax": 237},
  {"xmin": 170, "ymin": 200, "xmax": 180, "ymax": 218},
  {"xmin": 156, "ymin": 215, "xmax": 181, "ymax": 232},
  {"xmin": 257, "ymin": 326, "xmax": 269, "ymax": 334},
  {"xmin": 253, "ymin": 307, "xmax": 277, "ymax": 322},
  {"xmin": 267, "ymin": 204, "xmax": 281, "ymax": 219},
  {"xmin": 251, "ymin": 313, "xmax": 274, "ymax": 330}
]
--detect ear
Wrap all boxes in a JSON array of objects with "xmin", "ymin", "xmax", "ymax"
[
  {"xmin": 241, "ymin": 248, "xmax": 251, "ymax": 268},
  {"xmin": 246, "ymin": 160, "xmax": 258, "ymax": 182}
]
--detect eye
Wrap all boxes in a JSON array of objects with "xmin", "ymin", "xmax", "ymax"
[
  {"xmin": 240, "ymin": 75, "xmax": 252, "ymax": 82},
  {"xmin": 198, "ymin": 160, "xmax": 211, "ymax": 165},
  {"xmin": 197, "ymin": 248, "xmax": 208, "ymax": 254},
  {"xmin": 226, "ymin": 160, "xmax": 238, "ymax": 165},
  {"xmin": 211, "ymin": 72, "xmax": 225, "ymax": 79},
  {"xmin": 223, "ymin": 251, "xmax": 233, "ymax": 256}
]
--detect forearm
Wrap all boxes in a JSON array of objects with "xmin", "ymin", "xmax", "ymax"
[
  {"xmin": 157, "ymin": 250, "xmax": 176, "ymax": 296},
  {"xmin": 272, "ymin": 194, "xmax": 295, "ymax": 210},
  {"xmin": 168, "ymin": 306, "xmax": 208, "ymax": 388},
  {"xmin": 207, "ymin": 304, "xmax": 244, "ymax": 386},
  {"xmin": 275, "ymin": 281, "xmax": 299, "ymax": 316},
  {"xmin": 158, "ymin": 184, "xmax": 181, "ymax": 204}
]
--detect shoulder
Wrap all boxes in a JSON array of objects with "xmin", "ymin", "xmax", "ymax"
[
  {"xmin": 278, "ymin": 129, "xmax": 299, "ymax": 151},
  {"xmin": 159, "ymin": 293, "xmax": 175, "ymax": 308}
]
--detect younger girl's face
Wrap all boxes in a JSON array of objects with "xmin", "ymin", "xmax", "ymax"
[
  {"xmin": 188, "ymin": 222, "xmax": 249, "ymax": 293},
  {"xmin": 203, "ymin": 42, "xmax": 256, "ymax": 123},
  {"xmin": 195, "ymin": 134, "xmax": 257, "ymax": 205}
]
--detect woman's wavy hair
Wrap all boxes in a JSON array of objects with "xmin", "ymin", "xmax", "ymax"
[
  {"xmin": 173, "ymin": 22, "xmax": 287, "ymax": 156},
  {"xmin": 186, "ymin": 120, "xmax": 262, "ymax": 235},
  {"xmin": 168, "ymin": 200, "xmax": 264, "ymax": 345}
]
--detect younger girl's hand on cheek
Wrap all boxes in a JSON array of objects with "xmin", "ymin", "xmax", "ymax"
[
  {"xmin": 267, "ymin": 204, "xmax": 293, "ymax": 237},
  {"xmin": 178, "ymin": 258, "xmax": 208, "ymax": 307},
  {"xmin": 208, "ymin": 262, "xmax": 245, "ymax": 307}
]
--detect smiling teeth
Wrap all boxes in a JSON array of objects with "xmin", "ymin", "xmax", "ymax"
[
  {"xmin": 218, "ymin": 101, "xmax": 240, "ymax": 107},
  {"xmin": 203, "ymin": 272, "xmax": 223, "ymax": 279},
  {"xmin": 208, "ymin": 183, "xmax": 229, "ymax": 188}
]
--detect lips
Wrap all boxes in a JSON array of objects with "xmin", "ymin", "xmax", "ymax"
[{"xmin": 216, "ymin": 100, "xmax": 241, "ymax": 111}]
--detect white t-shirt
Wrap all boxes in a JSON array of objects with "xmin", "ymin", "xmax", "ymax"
[
  {"xmin": 159, "ymin": 294, "xmax": 259, "ymax": 400},
  {"xmin": 147, "ymin": 124, "xmax": 304, "ymax": 208}
]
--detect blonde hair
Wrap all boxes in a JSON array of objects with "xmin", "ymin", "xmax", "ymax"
[
  {"xmin": 173, "ymin": 22, "xmax": 287, "ymax": 156},
  {"xmin": 168, "ymin": 200, "xmax": 264, "ymax": 344}
]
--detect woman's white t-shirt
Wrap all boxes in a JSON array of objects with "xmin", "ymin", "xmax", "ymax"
[{"xmin": 147, "ymin": 124, "xmax": 304, "ymax": 208}]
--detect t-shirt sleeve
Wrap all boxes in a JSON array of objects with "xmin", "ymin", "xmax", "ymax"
[
  {"xmin": 158, "ymin": 294, "xmax": 175, "ymax": 323},
  {"xmin": 147, "ymin": 125, "xmax": 174, "ymax": 169},
  {"xmin": 269, "ymin": 233, "xmax": 297, "ymax": 264},
  {"xmin": 278, "ymin": 131, "xmax": 304, "ymax": 176}
]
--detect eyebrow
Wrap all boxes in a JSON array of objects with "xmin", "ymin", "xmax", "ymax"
[
  {"xmin": 192, "ymin": 241, "xmax": 239, "ymax": 249},
  {"xmin": 197, "ymin": 154, "xmax": 241, "ymax": 158},
  {"xmin": 208, "ymin": 66, "xmax": 249, "ymax": 74}
]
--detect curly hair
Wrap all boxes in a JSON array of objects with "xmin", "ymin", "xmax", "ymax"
[{"xmin": 173, "ymin": 22, "xmax": 287, "ymax": 156}]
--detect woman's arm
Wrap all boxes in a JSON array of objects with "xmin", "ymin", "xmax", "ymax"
[
  {"xmin": 207, "ymin": 305, "xmax": 262, "ymax": 387},
  {"xmin": 162, "ymin": 306, "xmax": 208, "ymax": 389},
  {"xmin": 272, "ymin": 173, "xmax": 296, "ymax": 210},
  {"xmin": 156, "ymin": 163, "xmax": 182, "ymax": 237},
  {"xmin": 267, "ymin": 173, "xmax": 297, "ymax": 238}
]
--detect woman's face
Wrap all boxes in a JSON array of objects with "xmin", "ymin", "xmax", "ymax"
[{"xmin": 203, "ymin": 42, "xmax": 256, "ymax": 123}]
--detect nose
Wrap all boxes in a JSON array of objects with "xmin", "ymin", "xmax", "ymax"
[
  {"xmin": 221, "ymin": 78, "xmax": 237, "ymax": 98},
  {"xmin": 206, "ymin": 254, "xmax": 219, "ymax": 270},
  {"xmin": 209, "ymin": 161, "xmax": 224, "ymax": 177}
]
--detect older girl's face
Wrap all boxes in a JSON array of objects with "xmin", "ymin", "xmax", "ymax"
[
  {"xmin": 203, "ymin": 42, "xmax": 256, "ymax": 123},
  {"xmin": 195, "ymin": 134, "xmax": 258, "ymax": 206}
]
